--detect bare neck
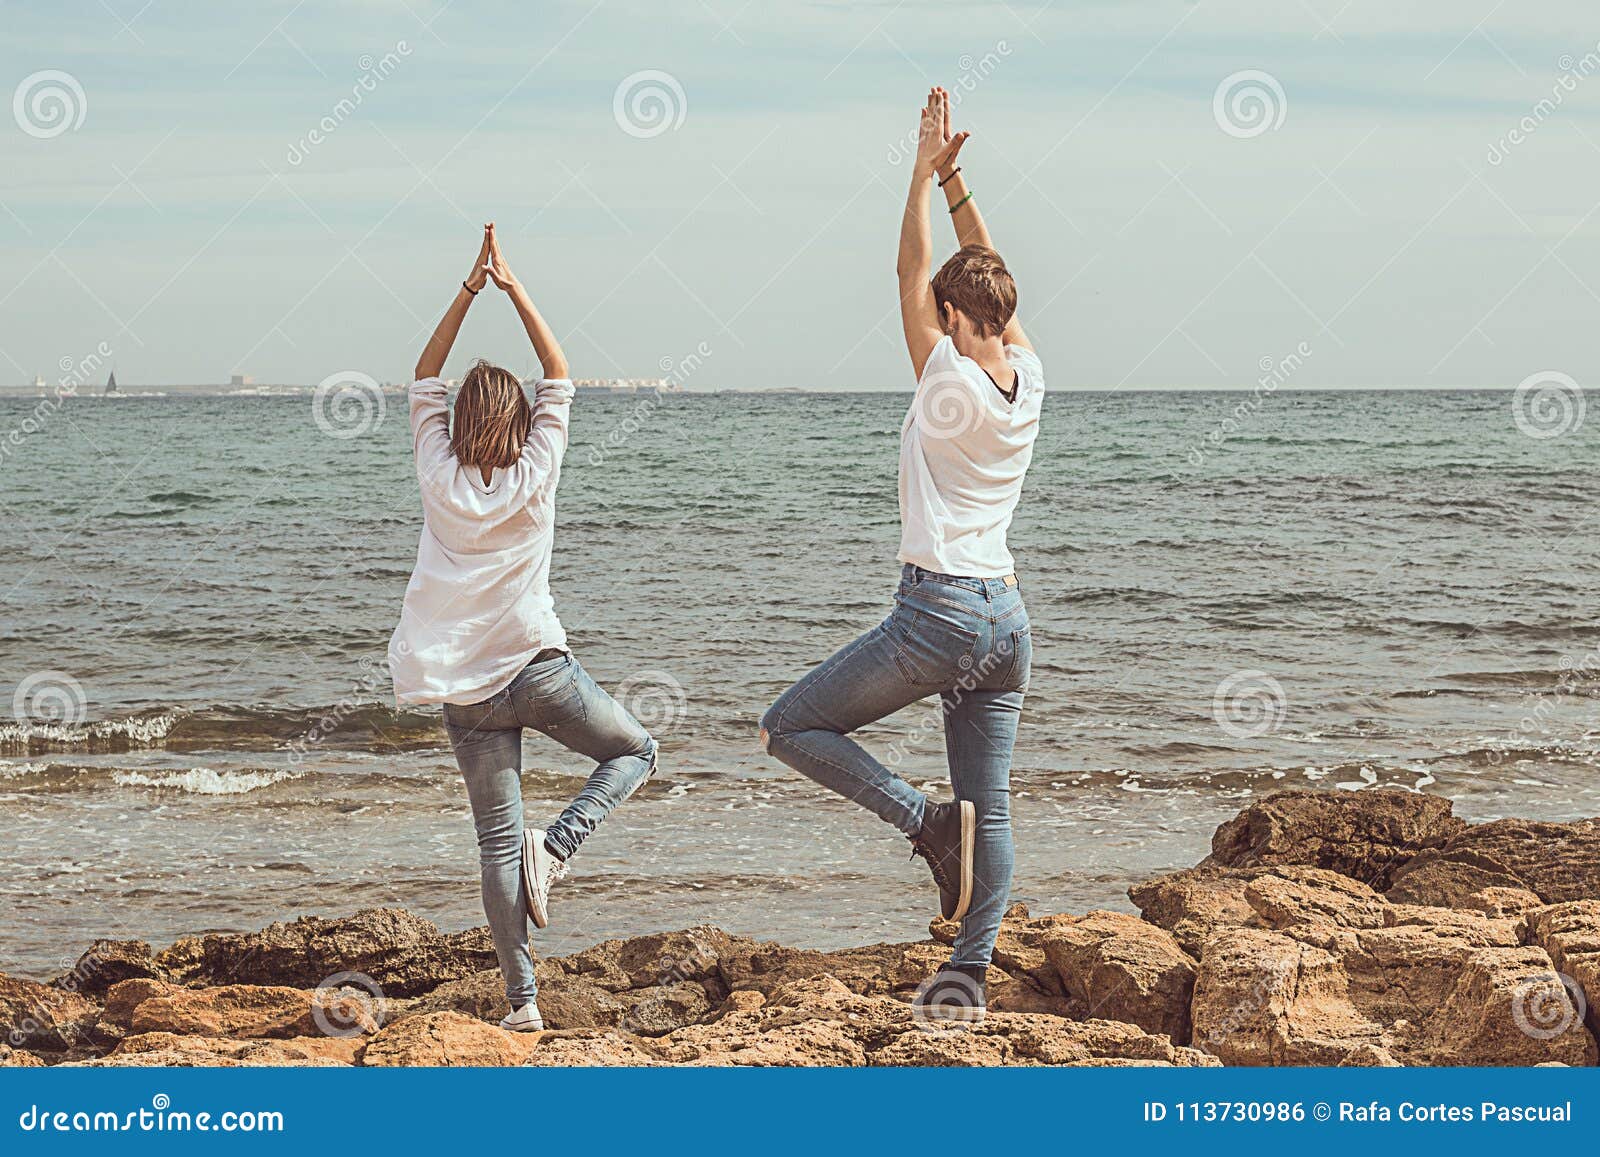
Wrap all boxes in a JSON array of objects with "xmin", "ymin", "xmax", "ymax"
[{"xmin": 953, "ymin": 334, "xmax": 1013, "ymax": 390}]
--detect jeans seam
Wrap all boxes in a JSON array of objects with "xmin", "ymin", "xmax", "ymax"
[{"xmin": 767, "ymin": 625, "xmax": 885, "ymax": 735}]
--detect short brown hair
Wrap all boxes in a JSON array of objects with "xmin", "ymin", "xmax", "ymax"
[
  {"xmin": 931, "ymin": 244, "xmax": 1017, "ymax": 339},
  {"xmin": 451, "ymin": 360, "xmax": 532, "ymax": 471}
]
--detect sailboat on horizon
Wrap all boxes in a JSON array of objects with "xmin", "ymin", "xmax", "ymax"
[{"xmin": 103, "ymin": 370, "xmax": 118, "ymax": 397}]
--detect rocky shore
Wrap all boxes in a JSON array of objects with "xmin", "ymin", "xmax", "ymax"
[{"xmin": 5, "ymin": 790, "xmax": 1598, "ymax": 1067}]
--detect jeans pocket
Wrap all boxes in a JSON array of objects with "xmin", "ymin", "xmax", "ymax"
[
  {"xmin": 1004, "ymin": 625, "xmax": 1032, "ymax": 692},
  {"xmin": 892, "ymin": 608, "xmax": 979, "ymax": 686},
  {"xmin": 527, "ymin": 660, "xmax": 588, "ymax": 732},
  {"xmin": 443, "ymin": 701, "xmax": 496, "ymax": 749}
]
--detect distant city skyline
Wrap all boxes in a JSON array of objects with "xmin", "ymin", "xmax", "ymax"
[{"xmin": 3, "ymin": 1, "xmax": 1598, "ymax": 390}]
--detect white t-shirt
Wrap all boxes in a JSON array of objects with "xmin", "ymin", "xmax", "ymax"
[
  {"xmin": 898, "ymin": 336, "xmax": 1044, "ymax": 578},
  {"xmin": 388, "ymin": 376, "xmax": 575, "ymax": 706}
]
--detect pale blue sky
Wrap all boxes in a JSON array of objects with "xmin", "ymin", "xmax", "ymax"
[{"xmin": 2, "ymin": 0, "xmax": 1598, "ymax": 388}]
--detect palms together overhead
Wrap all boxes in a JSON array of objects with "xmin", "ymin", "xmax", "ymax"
[{"xmin": 917, "ymin": 86, "xmax": 969, "ymax": 174}]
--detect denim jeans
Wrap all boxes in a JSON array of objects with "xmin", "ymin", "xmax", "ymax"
[
  {"xmin": 761, "ymin": 564, "xmax": 1030, "ymax": 968},
  {"xmin": 443, "ymin": 651, "xmax": 657, "ymax": 1004}
]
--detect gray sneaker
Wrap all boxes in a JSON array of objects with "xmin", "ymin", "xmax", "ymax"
[{"xmin": 909, "ymin": 800, "xmax": 975, "ymax": 921}]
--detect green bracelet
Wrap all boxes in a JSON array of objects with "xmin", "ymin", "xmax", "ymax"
[{"xmin": 949, "ymin": 191, "xmax": 974, "ymax": 213}]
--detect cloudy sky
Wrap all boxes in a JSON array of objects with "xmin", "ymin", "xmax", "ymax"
[{"xmin": 2, "ymin": 0, "xmax": 1597, "ymax": 389}]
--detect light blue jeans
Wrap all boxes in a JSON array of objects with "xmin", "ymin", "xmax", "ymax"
[
  {"xmin": 444, "ymin": 651, "xmax": 657, "ymax": 1004},
  {"xmin": 761, "ymin": 565, "xmax": 1031, "ymax": 968}
]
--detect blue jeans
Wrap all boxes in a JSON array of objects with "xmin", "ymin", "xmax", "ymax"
[
  {"xmin": 444, "ymin": 652, "xmax": 657, "ymax": 1004},
  {"xmin": 761, "ymin": 565, "xmax": 1031, "ymax": 968}
]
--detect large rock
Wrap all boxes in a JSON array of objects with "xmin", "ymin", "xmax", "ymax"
[
  {"xmin": 156, "ymin": 909, "xmax": 498, "ymax": 997},
  {"xmin": 1244, "ymin": 867, "xmax": 1388, "ymax": 931},
  {"xmin": 521, "ymin": 975, "xmax": 1216, "ymax": 1068},
  {"xmin": 1210, "ymin": 789, "xmax": 1465, "ymax": 890},
  {"xmin": 71, "ymin": 1032, "xmax": 361, "ymax": 1067},
  {"xmin": 1129, "ymin": 866, "xmax": 1263, "ymax": 957},
  {"xmin": 359, "ymin": 1011, "xmax": 538, "ymax": 1066},
  {"xmin": 56, "ymin": 940, "xmax": 164, "ymax": 995},
  {"xmin": 0, "ymin": 1044, "xmax": 46, "ymax": 1067},
  {"xmin": 1387, "ymin": 819, "xmax": 1600, "ymax": 907},
  {"xmin": 1525, "ymin": 901, "xmax": 1600, "ymax": 1036},
  {"xmin": 0, "ymin": 975, "xmax": 100, "ymax": 1051},
  {"xmin": 1040, "ymin": 911, "xmax": 1196, "ymax": 1041},
  {"xmin": 1190, "ymin": 907, "xmax": 1597, "ymax": 1066},
  {"xmin": 125, "ymin": 984, "xmax": 378, "ymax": 1040}
]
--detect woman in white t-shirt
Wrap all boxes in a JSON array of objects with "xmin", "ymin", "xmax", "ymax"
[
  {"xmin": 761, "ymin": 89, "xmax": 1041, "ymax": 1026},
  {"xmin": 389, "ymin": 225, "xmax": 656, "ymax": 1034}
]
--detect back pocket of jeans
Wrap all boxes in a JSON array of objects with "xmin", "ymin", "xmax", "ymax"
[
  {"xmin": 892, "ymin": 609, "xmax": 979, "ymax": 686},
  {"xmin": 532, "ymin": 664, "xmax": 587, "ymax": 732},
  {"xmin": 1005, "ymin": 625, "xmax": 1032, "ymax": 692}
]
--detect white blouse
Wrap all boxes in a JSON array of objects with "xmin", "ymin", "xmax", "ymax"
[{"xmin": 388, "ymin": 376, "xmax": 575, "ymax": 706}]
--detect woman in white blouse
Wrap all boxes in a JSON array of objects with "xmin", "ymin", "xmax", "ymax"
[{"xmin": 388, "ymin": 225, "xmax": 657, "ymax": 1033}]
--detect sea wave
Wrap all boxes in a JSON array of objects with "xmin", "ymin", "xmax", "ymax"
[
  {"xmin": 110, "ymin": 767, "xmax": 302, "ymax": 795},
  {"xmin": 0, "ymin": 703, "xmax": 443, "ymax": 756}
]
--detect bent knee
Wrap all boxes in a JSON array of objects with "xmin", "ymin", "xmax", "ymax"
[{"xmin": 758, "ymin": 703, "xmax": 787, "ymax": 751}]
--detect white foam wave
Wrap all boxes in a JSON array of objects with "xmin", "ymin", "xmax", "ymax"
[{"xmin": 111, "ymin": 767, "xmax": 300, "ymax": 795}]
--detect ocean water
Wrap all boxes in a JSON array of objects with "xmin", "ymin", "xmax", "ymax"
[{"xmin": 1, "ymin": 388, "xmax": 1595, "ymax": 978}]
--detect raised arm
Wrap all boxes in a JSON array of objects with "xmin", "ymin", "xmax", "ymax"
[
  {"xmin": 898, "ymin": 90, "xmax": 970, "ymax": 379},
  {"xmin": 930, "ymin": 88, "xmax": 1031, "ymax": 351},
  {"xmin": 483, "ymin": 224, "xmax": 569, "ymax": 381},
  {"xmin": 414, "ymin": 227, "xmax": 492, "ymax": 380}
]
